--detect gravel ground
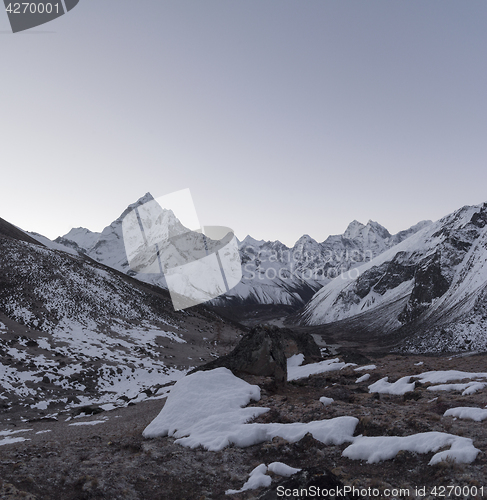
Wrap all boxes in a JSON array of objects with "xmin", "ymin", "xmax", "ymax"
[{"xmin": 1, "ymin": 352, "xmax": 487, "ymax": 500}]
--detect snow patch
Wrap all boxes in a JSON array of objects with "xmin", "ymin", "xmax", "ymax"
[
  {"xmin": 267, "ymin": 462, "xmax": 301, "ymax": 477},
  {"xmin": 68, "ymin": 420, "xmax": 107, "ymax": 427},
  {"xmin": 355, "ymin": 373, "xmax": 370, "ymax": 383},
  {"xmin": 143, "ymin": 368, "xmax": 358, "ymax": 451},
  {"xmin": 288, "ymin": 358, "xmax": 351, "ymax": 381},
  {"xmin": 368, "ymin": 376, "xmax": 415, "ymax": 395},
  {"xmin": 354, "ymin": 364, "xmax": 376, "ymax": 372},
  {"xmin": 287, "ymin": 353, "xmax": 304, "ymax": 368},
  {"xmin": 226, "ymin": 464, "xmax": 271, "ymax": 494},
  {"xmin": 342, "ymin": 432, "xmax": 479, "ymax": 465},
  {"xmin": 319, "ymin": 397, "xmax": 334, "ymax": 406},
  {"xmin": 226, "ymin": 462, "xmax": 302, "ymax": 495},
  {"xmin": 444, "ymin": 407, "xmax": 487, "ymax": 422},
  {"xmin": 426, "ymin": 382, "xmax": 486, "ymax": 395}
]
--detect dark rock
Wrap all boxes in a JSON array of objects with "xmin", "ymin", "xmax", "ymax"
[
  {"xmin": 258, "ymin": 466, "xmax": 361, "ymax": 499},
  {"xmin": 74, "ymin": 405, "xmax": 105, "ymax": 416},
  {"xmin": 189, "ymin": 325, "xmax": 287, "ymax": 386},
  {"xmin": 399, "ymin": 251, "xmax": 450, "ymax": 323},
  {"xmin": 339, "ymin": 351, "xmax": 371, "ymax": 365},
  {"xmin": 278, "ymin": 327, "xmax": 321, "ymax": 363},
  {"xmin": 471, "ymin": 209, "xmax": 487, "ymax": 228},
  {"xmin": 322, "ymin": 386, "xmax": 353, "ymax": 403},
  {"xmin": 354, "ymin": 252, "xmax": 415, "ymax": 299}
]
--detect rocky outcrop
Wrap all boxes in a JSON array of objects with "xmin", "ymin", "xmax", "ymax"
[
  {"xmin": 190, "ymin": 325, "xmax": 322, "ymax": 387},
  {"xmin": 190, "ymin": 325, "xmax": 288, "ymax": 386},
  {"xmin": 278, "ymin": 327, "xmax": 321, "ymax": 363},
  {"xmin": 398, "ymin": 251, "xmax": 450, "ymax": 323}
]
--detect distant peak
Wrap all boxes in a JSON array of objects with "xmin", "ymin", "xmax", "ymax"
[
  {"xmin": 240, "ymin": 235, "xmax": 265, "ymax": 247},
  {"xmin": 365, "ymin": 220, "xmax": 391, "ymax": 238},
  {"xmin": 366, "ymin": 219, "xmax": 384, "ymax": 228},
  {"xmin": 294, "ymin": 234, "xmax": 318, "ymax": 246},
  {"xmin": 63, "ymin": 226, "xmax": 98, "ymax": 238},
  {"xmin": 343, "ymin": 219, "xmax": 391, "ymax": 240},
  {"xmin": 343, "ymin": 220, "xmax": 365, "ymax": 239},
  {"xmin": 131, "ymin": 192, "xmax": 154, "ymax": 208},
  {"xmin": 346, "ymin": 220, "xmax": 365, "ymax": 230}
]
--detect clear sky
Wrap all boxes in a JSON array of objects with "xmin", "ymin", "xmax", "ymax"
[{"xmin": 1, "ymin": 1, "xmax": 486, "ymax": 246}]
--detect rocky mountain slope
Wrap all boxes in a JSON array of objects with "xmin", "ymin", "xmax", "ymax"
[
  {"xmin": 214, "ymin": 219, "xmax": 431, "ymax": 309},
  {"xmin": 0, "ymin": 216, "xmax": 243, "ymax": 419},
  {"xmin": 301, "ymin": 202, "xmax": 487, "ymax": 353}
]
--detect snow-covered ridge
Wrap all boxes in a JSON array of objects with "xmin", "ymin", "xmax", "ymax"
[
  {"xmin": 0, "ymin": 229, "xmax": 240, "ymax": 414},
  {"xmin": 50, "ymin": 193, "xmax": 430, "ymax": 309},
  {"xmin": 301, "ymin": 201, "xmax": 487, "ymax": 352}
]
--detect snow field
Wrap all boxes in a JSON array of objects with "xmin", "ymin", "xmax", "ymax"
[
  {"xmin": 144, "ymin": 365, "xmax": 481, "ymax": 468},
  {"xmin": 143, "ymin": 367, "xmax": 358, "ymax": 451}
]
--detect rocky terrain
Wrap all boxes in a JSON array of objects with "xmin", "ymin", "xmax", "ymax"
[
  {"xmin": 2, "ymin": 198, "xmax": 487, "ymax": 500},
  {"xmin": 0, "ymin": 216, "xmax": 243, "ymax": 421},
  {"xmin": 1, "ymin": 348, "xmax": 486, "ymax": 500}
]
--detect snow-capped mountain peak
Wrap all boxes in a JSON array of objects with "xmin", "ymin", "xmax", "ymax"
[
  {"xmin": 239, "ymin": 235, "xmax": 265, "ymax": 248},
  {"xmin": 56, "ymin": 193, "xmax": 190, "ymax": 291},
  {"xmin": 61, "ymin": 227, "xmax": 100, "ymax": 252},
  {"xmin": 343, "ymin": 220, "xmax": 366, "ymax": 240},
  {"xmin": 301, "ymin": 201, "xmax": 487, "ymax": 353}
]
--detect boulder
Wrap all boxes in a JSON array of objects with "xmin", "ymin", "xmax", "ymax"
[
  {"xmin": 278, "ymin": 327, "xmax": 321, "ymax": 363},
  {"xmin": 190, "ymin": 325, "xmax": 287, "ymax": 386}
]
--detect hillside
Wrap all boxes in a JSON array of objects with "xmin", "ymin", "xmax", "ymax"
[
  {"xmin": 301, "ymin": 202, "xmax": 487, "ymax": 353},
  {"xmin": 0, "ymin": 220, "xmax": 243, "ymax": 421}
]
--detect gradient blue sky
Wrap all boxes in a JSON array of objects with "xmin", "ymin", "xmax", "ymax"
[{"xmin": 1, "ymin": 1, "xmax": 486, "ymax": 246}]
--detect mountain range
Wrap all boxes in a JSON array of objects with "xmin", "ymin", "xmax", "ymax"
[
  {"xmin": 50, "ymin": 193, "xmax": 432, "ymax": 311},
  {"xmin": 2, "ymin": 196, "xmax": 487, "ymax": 499},
  {"xmin": 2, "ymin": 191, "xmax": 487, "ymax": 377},
  {"xmin": 301, "ymin": 202, "xmax": 487, "ymax": 352},
  {"xmin": 49, "ymin": 193, "xmax": 487, "ymax": 353}
]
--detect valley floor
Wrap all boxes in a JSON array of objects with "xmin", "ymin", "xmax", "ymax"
[{"xmin": 1, "ymin": 352, "xmax": 487, "ymax": 500}]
